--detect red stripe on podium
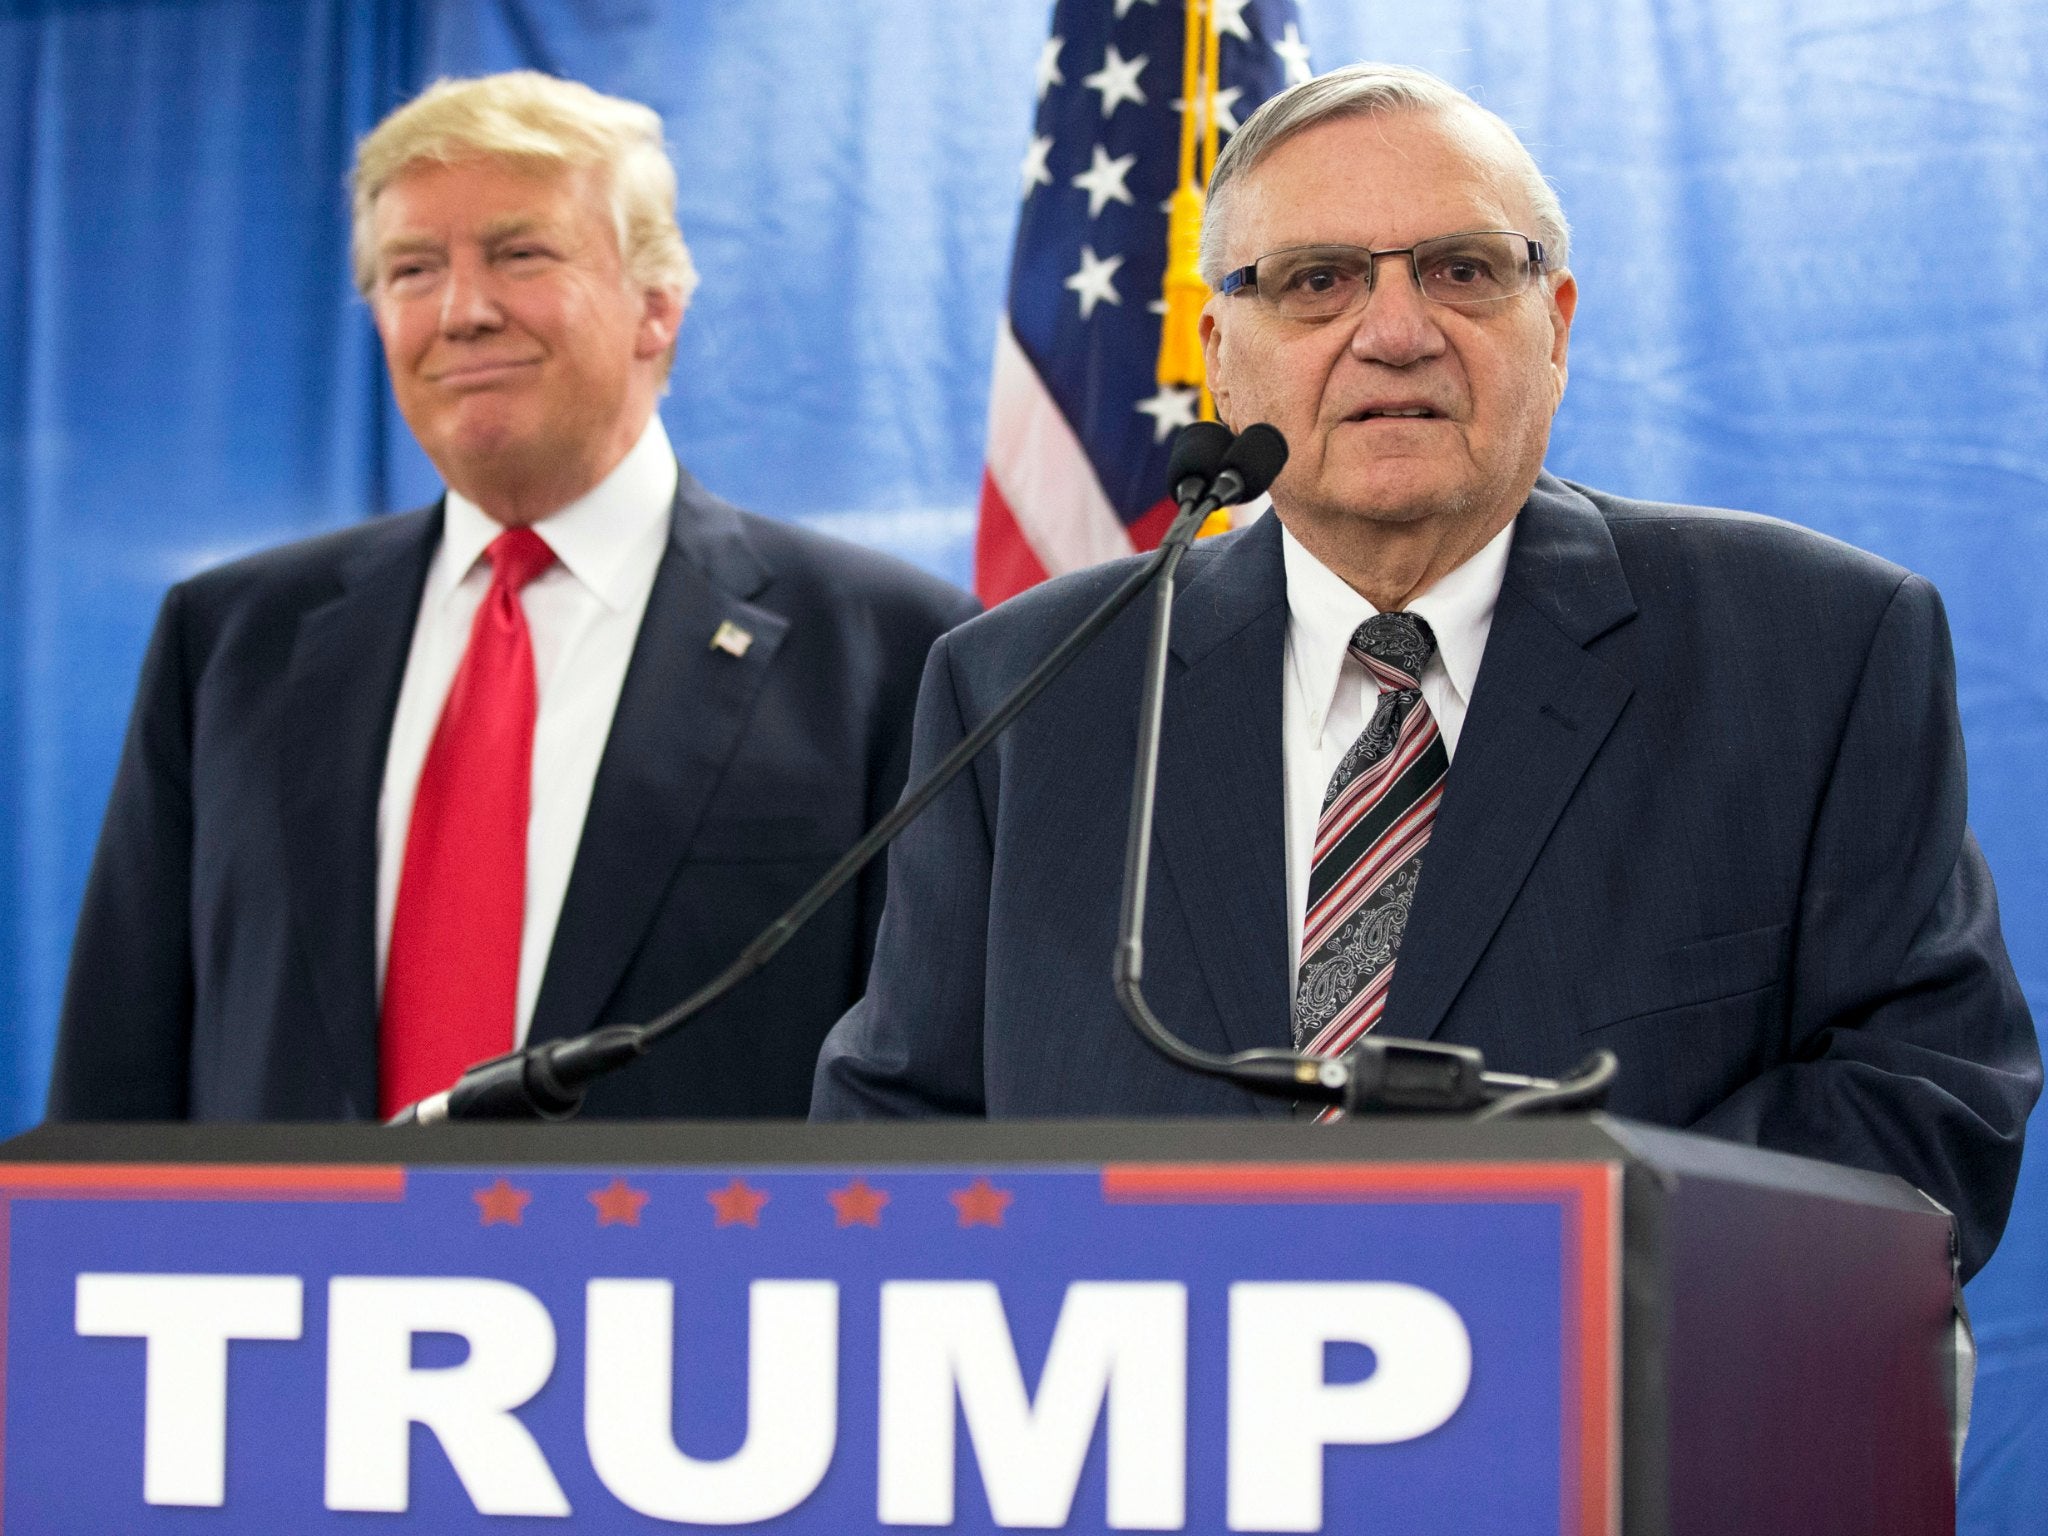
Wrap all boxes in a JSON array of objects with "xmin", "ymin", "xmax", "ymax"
[
  {"xmin": 0, "ymin": 1164, "xmax": 405, "ymax": 1200},
  {"xmin": 1562, "ymin": 1164, "xmax": 1619, "ymax": 1536},
  {"xmin": 0, "ymin": 1197, "xmax": 11, "ymax": 1525},
  {"xmin": 1103, "ymin": 1159, "xmax": 1609, "ymax": 1201}
]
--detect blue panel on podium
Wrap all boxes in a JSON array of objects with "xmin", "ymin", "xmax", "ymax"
[{"xmin": 0, "ymin": 1159, "xmax": 1616, "ymax": 1533}]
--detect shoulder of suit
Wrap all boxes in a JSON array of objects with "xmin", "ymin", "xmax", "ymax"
[
  {"xmin": 938, "ymin": 522, "xmax": 1257, "ymax": 667},
  {"xmin": 1560, "ymin": 477, "xmax": 1917, "ymax": 598},
  {"xmin": 942, "ymin": 532, "xmax": 1245, "ymax": 659},
  {"xmin": 168, "ymin": 506, "xmax": 438, "ymax": 609}
]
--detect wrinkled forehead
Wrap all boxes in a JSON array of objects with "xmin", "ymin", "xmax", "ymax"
[{"xmin": 1227, "ymin": 106, "xmax": 1538, "ymax": 259}]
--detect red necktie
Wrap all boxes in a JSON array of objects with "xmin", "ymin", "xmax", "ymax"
[{"xmin": 379, "ymin": 527, "xmax": 556, "ymax": 1117}]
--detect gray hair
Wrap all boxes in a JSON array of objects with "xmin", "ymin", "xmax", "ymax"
[{"xmin": 1199, "ymin": 62, "xmax": 1571, "ymax": 285}]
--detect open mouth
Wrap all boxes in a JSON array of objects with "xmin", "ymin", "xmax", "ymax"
[{"xmin": 1350, "ymin": 405, "xmax": 1440, "ymax": 421}]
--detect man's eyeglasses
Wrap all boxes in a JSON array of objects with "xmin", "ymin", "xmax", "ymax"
[{"xmin": 1219, "ymin": 231, "xmax": 1547, "ymax": 320}]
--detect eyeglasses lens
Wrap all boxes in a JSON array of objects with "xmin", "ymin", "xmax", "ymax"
[{"xmin": 1254, "ymin": 233, "xmax": 1536, "ymax": 318}]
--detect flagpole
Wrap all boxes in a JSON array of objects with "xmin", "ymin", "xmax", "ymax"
[{"xmin": 1197, "ymin": 0, "xmax": 1222, "ymax": 429}]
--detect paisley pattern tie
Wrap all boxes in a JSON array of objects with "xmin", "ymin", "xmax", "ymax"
[{"xmin": 1294, "ymin": 612, "xmax": 1449, "ymax": 1060}]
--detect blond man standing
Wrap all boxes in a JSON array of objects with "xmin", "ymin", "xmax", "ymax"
[{"xmin": 52, "ymin": 73, "xmax": 976, "ymax": 1121}]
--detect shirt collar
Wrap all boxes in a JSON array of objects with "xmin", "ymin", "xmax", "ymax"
[
  {"xmin": 1408, "ymin": 516, "xmax": 1513, "ymax": 707},
  {"xmin": 436, "ymin": 413, "xmax": 679, "ymax": 611},
  {"xmin": 1280, "ymin": 513, "xmax": 1515, "ymax": 715}
]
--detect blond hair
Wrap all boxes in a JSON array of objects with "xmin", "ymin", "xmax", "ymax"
[{"xmin": 350, "ymin": 70, "xmax": 697, "ymax": 308}]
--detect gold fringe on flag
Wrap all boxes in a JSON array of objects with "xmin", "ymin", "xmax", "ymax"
[
  {"xmin": 1154, "ymin": 0, "xmax": 1212, "ymax": 396},
  {"xmin": 1156, "ymin": 0, "xmax": 1232, "ymax": 534}
]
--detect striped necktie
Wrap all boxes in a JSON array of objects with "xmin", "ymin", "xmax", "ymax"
[{"xmin": 1295, "ymin": 611, "xmax": 1449, "ymax": 1061}]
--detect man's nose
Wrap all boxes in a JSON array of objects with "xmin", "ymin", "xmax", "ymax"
[
  {"xmin": 437, "ymin": 252, "xmax": 504, "ymax": 338},
  {"xmin": 1346, "ymin": 258, "xmax": 1446, "ymax": 368}
]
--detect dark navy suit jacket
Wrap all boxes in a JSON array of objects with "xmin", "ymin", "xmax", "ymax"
[
  {"xmin": 813, "ymin": 474, "xmax": 2040, "ymax": 1278},
  {"xmin": 50, "ymin": 469, "xmax": 978, "ymax": 1122}
]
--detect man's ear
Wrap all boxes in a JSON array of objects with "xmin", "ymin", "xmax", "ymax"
[
  {"xmin": 1546, "ymin": 271, "xmax": 1577, "ymax": 406},
  {"xmin": 636, "ymin": 284, "xmax": 685, "ymax": 361},
  {"xmin": 1199, "ymin": 301, "xmax": 1234, "ymax": 429}
]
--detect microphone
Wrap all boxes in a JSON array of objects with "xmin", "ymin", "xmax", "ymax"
[
  {"xmin": 389, "ymin": 421, "xmax": 1273, "ymax": 1125},
  {"xmin": 1106, "ymin": 424, "xmax": 1618, "ymax": 1117},
  {"xmin": 1168, "ymin": 420, "xmax": 1233, "ymax": 509},
  {"xmin": 1165, "ymin": 421, "xmax": 1287, "ymax": 533},
  {"xmin": 1207, "ymin": 422, "xmax": 1289, "ymax": 511}
]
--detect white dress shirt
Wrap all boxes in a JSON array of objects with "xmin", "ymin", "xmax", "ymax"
[
  {"xmin": 376, "ymin": 414, "xmax": 678, "ymax": 1043},
  {"xmin": 1280, "ymin": 517, "xmax": 1515, "ymax": 978}
]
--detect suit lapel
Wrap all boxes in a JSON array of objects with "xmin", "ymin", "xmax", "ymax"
[
  {"xmin": 529, "ymin": 471, "xmax": 789, "ymax": 1043},
  {"xmin": 1152, "ymin": 514, "xmax": 1294, "ymax": 1064},
  {"xmin": 280, "ymin": 508, "xmax": 440, "ymax": 1115},
  {"xmin": 1384, "ymin": 476, "xmax": 1639, "ymax": 1040}
]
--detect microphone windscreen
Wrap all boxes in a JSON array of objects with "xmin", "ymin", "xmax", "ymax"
[
  {"xmin": 1166, "ymin": 420, "xmax": 1234, "ymax": 495},
  {"xmin": 1220, "ymin": 423, "xmax": 1289, "ymax": 500}
]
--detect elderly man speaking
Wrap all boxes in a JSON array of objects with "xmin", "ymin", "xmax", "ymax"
[
  {"xmin": 51, "ymin": 72, "xmax": 976, "ymax": 1124},
  {"xmin": 814, "ymin": 64, "xmax": 2040, "ymax": 1280}
]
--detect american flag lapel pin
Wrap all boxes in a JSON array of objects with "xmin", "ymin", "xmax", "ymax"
[{"xmin": 710, "ymin": 619, "xmax": 754, "ymax": 658}]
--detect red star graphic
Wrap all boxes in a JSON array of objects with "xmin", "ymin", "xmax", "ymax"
[
  {"xmin": 473, "ymin": 1178, "xmax": 531, "ymax": 1227},
  {"xmin": 949, "ymin": 1176, "xmax": 1013, "ymax": 1228},
  {"xmin": 827, "ymin": 1177, "xmax": 890, "ymax": 1228},
  {"xmin": 588, "ymin": 1177, "xmax": 650, "ymax": 1227},
  {"xmin": 707, "ymin": 1178, "xmax": 770, "ymax": 1228}
]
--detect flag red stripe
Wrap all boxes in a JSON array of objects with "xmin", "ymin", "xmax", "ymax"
[
  {"xmin": 973, "ymin": 470, "xmax": 1052, "ymax": 605},
  {"xmin": 1125, "ymin": 494, "xmax": 1180, "ymax": 553}
]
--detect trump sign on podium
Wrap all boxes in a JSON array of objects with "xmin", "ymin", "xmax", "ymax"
[{"xmin": 0, "ymin": 1149, "xmax": 1617, "ymax": 1533}]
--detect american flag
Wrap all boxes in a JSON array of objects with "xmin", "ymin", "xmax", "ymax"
[{"xmin": 974, "ymin": 0, "xmax": 1311, "ymax": 603}]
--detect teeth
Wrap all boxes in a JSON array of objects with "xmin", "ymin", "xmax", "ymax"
[{"xmin": 1364, "ymin": 408, "xmax": 1431, "ymax": 418}]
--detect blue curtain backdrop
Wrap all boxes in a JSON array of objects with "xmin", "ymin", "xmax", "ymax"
[{"xmin": 1, "ymin": 1, "xmax": 2042, "ymax": 1526}]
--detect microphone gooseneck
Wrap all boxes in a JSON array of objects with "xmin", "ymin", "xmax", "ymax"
[
  {"xmin": 387, "ymin": 421, "xmax": 1269, "ymax": 1125},
  {"xmin": 1106, "ymin": 422, "xmax": 1618, "ymax": 1117}
]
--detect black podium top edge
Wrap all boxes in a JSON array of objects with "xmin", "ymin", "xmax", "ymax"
[{"xmin": 0, "ymin": 1114, "xmax": 1935, "ymax": 1216}]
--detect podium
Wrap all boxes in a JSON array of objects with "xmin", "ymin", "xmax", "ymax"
[{"xmin": 0, "ymin": 1116, "xmax": 1954, "ymax": 1533}]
